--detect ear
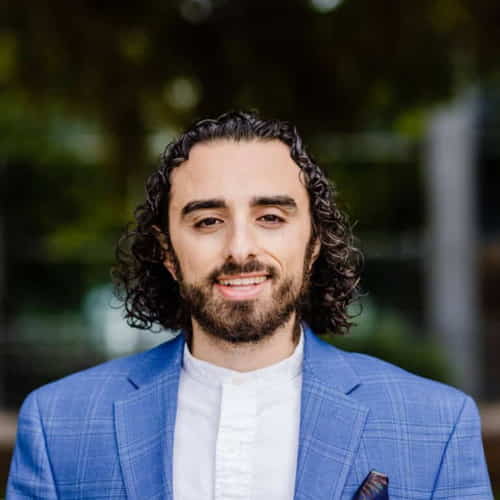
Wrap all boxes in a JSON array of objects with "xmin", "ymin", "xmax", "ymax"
[{"xmin": 152, "ymin": 224, "xmax": 178, "ymax": 281}]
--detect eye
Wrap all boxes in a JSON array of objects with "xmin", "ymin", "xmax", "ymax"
[
  {"xmin": 194, "ymin": 217, "xmax": 223, "ymax": 228},
  {"xmin": 258, "ymin": 214, "xmax": 285, "ymax": 224}
]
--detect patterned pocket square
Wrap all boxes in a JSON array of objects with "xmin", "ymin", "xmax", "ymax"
[{"xmin": 353, "ymin": 470, "xmax": 389, "ymax": 499}]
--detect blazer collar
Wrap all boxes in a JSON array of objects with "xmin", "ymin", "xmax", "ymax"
[
  {"xmin": 125, "ymin": 325, "xmax": 361, "ymax": 393},
  {"xmin": 302, "ymin": 324, "xmax": 361, "ymax": 394},
  {"xmin": 126, "ymin": 332, "xmax": 184, "ymax": 388}
]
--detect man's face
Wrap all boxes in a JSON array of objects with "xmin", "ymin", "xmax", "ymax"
[{"xmin": 166, "ymin": 139, "xmax": 319, "ymax": 343}]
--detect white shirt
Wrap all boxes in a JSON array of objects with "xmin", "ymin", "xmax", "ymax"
[{"xmin": 172, "ymin": 331, "xmax": 303, "ymax": 500}]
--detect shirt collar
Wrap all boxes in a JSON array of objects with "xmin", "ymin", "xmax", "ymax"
[{"xmin": 182, "ymin": 326, "xmax": 304, "ymax": 388}]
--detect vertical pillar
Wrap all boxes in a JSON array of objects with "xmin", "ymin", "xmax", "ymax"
[{"xmin": 424, "ymin": 90, "xmax": 481, "ymax": 396}]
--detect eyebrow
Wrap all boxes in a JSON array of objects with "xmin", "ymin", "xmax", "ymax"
[
  {"xmin": 181, "ymin": 198, "xmax": 226, "ymax": 217},
  {"xmin": 250, "ymin": 195, "xmax": 298, "ymax": 212},
  {"xmin": 181, "ymin": 194, "xmax": 298, "ymax": 218}
]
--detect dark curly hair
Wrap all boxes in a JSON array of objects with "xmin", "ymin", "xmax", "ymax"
[{"xmin": 113, "ymin": 111, "xmax": 362, "ymax": 336}]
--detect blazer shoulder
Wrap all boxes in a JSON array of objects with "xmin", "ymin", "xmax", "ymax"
[
  {"xmin": 341, "ymin": 349, "xmax": 472, "ymax": 419},
  {"xmin": 304, "ymin": 327, "xmax": 469, "ymax": 413}
]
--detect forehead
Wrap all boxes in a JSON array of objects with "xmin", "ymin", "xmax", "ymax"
[{"xmin": 169, "ymin": 139, "xmax": 309, "ymax": 207}]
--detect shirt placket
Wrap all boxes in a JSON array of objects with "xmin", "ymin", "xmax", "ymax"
[{"xmin": 215, "ymin": 380, "xmax": 256, "ymax": 500}]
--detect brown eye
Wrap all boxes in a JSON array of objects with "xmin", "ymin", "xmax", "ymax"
[
  {"xmin": 259, "ymin": 214, "xmax": 284, "ymax": 223},
  {"xmin": 195, "ymin": 217, "xmax": 223, "ymax": 228}
]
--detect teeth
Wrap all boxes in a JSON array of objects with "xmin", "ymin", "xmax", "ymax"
[{"xmin": 219, "ymin": 276, "xmax": 267, "ymax": 286}]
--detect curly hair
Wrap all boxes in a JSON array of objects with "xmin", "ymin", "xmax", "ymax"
[{"xmin": 113, "ymin": 110, "xmax": 362, "ymax": 336}]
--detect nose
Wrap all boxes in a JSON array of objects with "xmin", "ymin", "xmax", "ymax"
[{"xmin": 224, "ymin": 220, "xmax": 258, "ymax": 263}]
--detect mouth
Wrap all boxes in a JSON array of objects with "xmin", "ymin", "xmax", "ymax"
[{"xmin": 214, "ymin": 274, "xmax": 270, "ymax": 300}]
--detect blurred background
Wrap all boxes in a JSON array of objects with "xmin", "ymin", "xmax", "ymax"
[{"xmin": 1, "ymin": 0, "xmax": 500, "ymax": 495}]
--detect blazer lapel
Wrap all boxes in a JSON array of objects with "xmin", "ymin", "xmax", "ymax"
[
  {"xmin": 114, "ymin": 334, "xmax": 185, "ymax": 500},
  {"xmin": 294, "ymin": 327, "xmax": 370, "ymax": 500}
]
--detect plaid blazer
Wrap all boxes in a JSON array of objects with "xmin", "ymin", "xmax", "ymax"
[{"xmin": 7, "ymin": 325, "xmax": 493, "ymax": 499}]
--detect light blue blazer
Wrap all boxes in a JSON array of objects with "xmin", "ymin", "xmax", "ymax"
[{"xmin": 7, "ymin": 325, "xmax": 493, "ymax": 499}]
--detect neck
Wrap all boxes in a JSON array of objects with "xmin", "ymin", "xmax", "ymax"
[{"xmin": 188, "ymin": 315, "xmax": 300, "ymax": 372}]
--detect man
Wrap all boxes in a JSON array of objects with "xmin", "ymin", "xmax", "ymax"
[{"xmin": 8, "ymin": 111, "xmax": 492, "ymax": 499}]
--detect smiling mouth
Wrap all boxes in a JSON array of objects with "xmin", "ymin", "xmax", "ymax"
[
  {"xmin": 217, "ymin": 275, "xmax": 268, "ymax": 286},
  {"xmin": 214, "ymin": 274, "xmax": 270, "ymax": 299}
]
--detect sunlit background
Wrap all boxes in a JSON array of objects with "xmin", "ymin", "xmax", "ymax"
[{"xmin": 1, "ymin": 0, "xmax": 500, "ymax": 494}]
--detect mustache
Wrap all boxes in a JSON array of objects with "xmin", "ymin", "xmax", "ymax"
[{"xmin": 207, "ymin": 260, "xmax": 278, "ymax": 283}]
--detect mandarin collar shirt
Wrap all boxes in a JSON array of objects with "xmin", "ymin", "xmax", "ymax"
[{"xmin": 172, "ymin": 330, "xmax": 304, "ymax": 500}]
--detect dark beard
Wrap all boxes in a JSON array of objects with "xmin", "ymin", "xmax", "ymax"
[
  {"xmin": 174, "ymin": 243, "xmax": 314, "ymax": 345},
  {"xmin": 181, "ymin": 275, "xmax": 300, "ymax": 344}
]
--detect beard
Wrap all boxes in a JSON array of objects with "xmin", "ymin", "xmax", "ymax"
[{"xmin": 173, "ymin": 241, "xmax": 314, "ymax": 345}]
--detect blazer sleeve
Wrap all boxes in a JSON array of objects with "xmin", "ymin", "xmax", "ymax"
[
  {"xmin": 431, "ymin": 395, "xmax": 493, "ymax": 499},
  {"xmin": 7, "ymin": 390, "xmax": 58, "ymax": 500}
]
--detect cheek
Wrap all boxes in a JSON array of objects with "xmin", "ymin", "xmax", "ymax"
[
  {"xmin": 271, "ymin": 222, "xmax": 312, "ymax": 257},
  {"xmin": 175, "ymin": 244, "xmax": 220, "ymax": 282},
  {"xmin": 264, "ymin": 238, "xmax": 309, "ymax": 276}
]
